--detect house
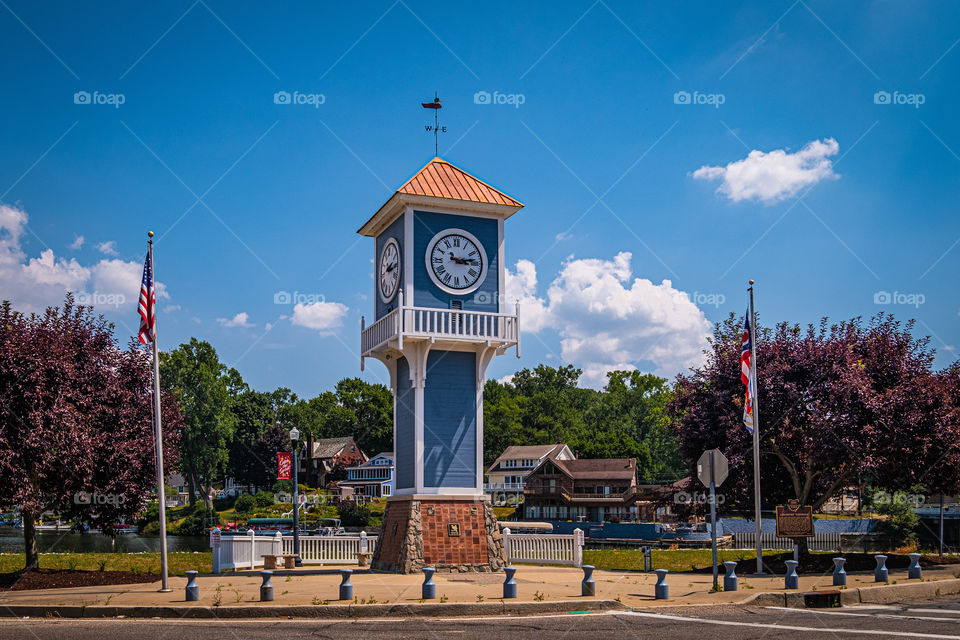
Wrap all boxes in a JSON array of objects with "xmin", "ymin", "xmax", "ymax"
[
  {"xmin": 337, "ymin": 453, "xmax": 394, "ymax": 499},
  {"xmin": 484, "ymin": 444, "xmax": 574, "ymax": 504},
  {"xmin": 302, "ymin": 436, "xmax": 366, "ymax": 488},
  {"xmin": 166, "ymin": 473, "xmax": 191, "ymax": 507},
  {"xmin": 522, "ymin": 457, "xmax": 641, "ymax": 522}
]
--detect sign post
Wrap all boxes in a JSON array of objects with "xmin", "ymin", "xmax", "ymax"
[{"xmin": 697, "ymin": 449, "xmax": 729, "ymax": 591}]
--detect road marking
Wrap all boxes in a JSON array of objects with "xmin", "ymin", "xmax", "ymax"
[
  {"xmin": 617, "ymin": 611, "xmax": 960, "ymax": 639},
  {"xmin": 765, "ymin": 606, "xmax": 960, "ymax": 623},
  {"xmin": 909, "ymin": 609, "xmax": 960, "ymax": 616}
]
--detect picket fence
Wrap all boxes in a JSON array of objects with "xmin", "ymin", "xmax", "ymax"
[
  {"xmin": 732, "ymin": 531, "xmax": 843, "ymax": 552},
  {"xmin": 214, "ymin": 529, "xmax": 584, "ymax": 571},
  {"xmin": 502, "ymin": 529, "xmax": 583, "ymax": 567},
  {"xmin": 214, "ymin": 531, "xmax": 377, "ymax": 571}
]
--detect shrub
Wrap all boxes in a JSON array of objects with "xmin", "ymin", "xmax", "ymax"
[
  {"xmin": 337, "ymin": 501, "xmax": 371, "ymax": 527},
  {"xmin": 875, "ymin": 490, "xmax": 919, "ymax": 546},
  {"xmin": 175, "ymin": 505, "xmax": 219, "ymax": 535},
  {"xmin": 254, "ymin": 491, "xmax": 275, "ymax": 508},
  {"xmin": 234, "ymin": 493, "xmax": 256, "ymax": 514}
]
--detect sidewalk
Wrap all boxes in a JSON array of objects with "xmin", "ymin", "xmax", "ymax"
[{"xmin": 1, "ymin": 564, "xmax": 958, "ymax": 615}]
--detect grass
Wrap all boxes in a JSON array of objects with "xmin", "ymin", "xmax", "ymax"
[
  {"xmin": 583, "ymin": 548, "xmax": 798, "ymax": 573},
  {"xmin": 0, "ymin": 552, "xmax": 212, "ymax": 575}
]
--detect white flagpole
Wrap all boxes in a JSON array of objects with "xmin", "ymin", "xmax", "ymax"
[
  {"xmin": 749, "ymin": 280, "xmax": 763, "ymax": 574},
  {"xmin": 148, "ymin": 231, "xmax": 171, "ymax": 592}
]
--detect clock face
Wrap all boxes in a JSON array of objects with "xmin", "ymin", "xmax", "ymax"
[
  {"xmin": 425, "ymin": 228, "xmax": 488, "ymax": 295},
  {"xmin": 378, "ymin": 237, "xmax": 401, "ymax": 303}
]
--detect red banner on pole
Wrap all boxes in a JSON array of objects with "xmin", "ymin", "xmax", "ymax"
[{"xmin": 277, "ymin": 452, "xmax": 292, "ymax": 480}]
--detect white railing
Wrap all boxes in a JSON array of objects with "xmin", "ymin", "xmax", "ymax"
[
  {"xmin": 502, "ymin": 529, "xmax": 583, "ymax": 567},
  {"xmin": 485, "ymin": 482, "xmax": 525, "ymax": 491},
  {"xmin": 213, "ymin": 530, "xmax": 377, "ymax": 572},
  {"xmin": 361, "ymin": 308, "xmax": 401, "ymax": 354},
  {"xmin": 362, "ymin": 297, "xmax": 520, "ymax": 356},
  {"xmin": 283, "ymin": 534, "xmax": 377, "ymax": 564},
  {"xmin": 732, "ymin": 531, "xmax": 843, "ymax": 552}
]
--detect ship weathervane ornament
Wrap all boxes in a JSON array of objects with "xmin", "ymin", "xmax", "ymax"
[{"xmin": 422, "ymin": 92, "xmax": 446, "ymax": 156}]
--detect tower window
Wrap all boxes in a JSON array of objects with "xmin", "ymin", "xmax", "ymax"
[{"xmin": 450, "ymin": 300, "xmax": 463, "ymax": 310}]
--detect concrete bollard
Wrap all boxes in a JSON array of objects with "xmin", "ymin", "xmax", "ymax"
[
  {"xmin": 259, "ymin": 571, "xmax": 274, "ymax": 602},
  {"xmin": 581, "ymin": 565, "xmax": 596, "ymax": 596},
  {"xmin": 875, "ymin": 555, "xmax": 888, "ymax": 582},
  {"xmin": 184, "ymin": 570, "xmax": 199, "ymax": 601},
  {"xmin": 422, "ymin": 567, "xmax": 436, "ymax": 600},
  {"xmin": 908, "ymin": 553, "xmax": 922, "ymax": 580},
  {"xmin": 723, "ymin": 561, "xmax": 738, "ymax": 591},
  {"xmin": 784, "ymin": 560, "xmax": 799, "ymax": 590},
  {"xmin": 503, "ymin": 566, "xmax": 517, "ymax": 599},
  {"xmin": 339, "ymin": 568, "xmax": 354, "ymax": 601},
  {"xmin": 654, "ymin": 569, "xmax": 669, "ymax": 600},
  {"xmin": 832, "ymin": 558, "xmax": 847, "ymax": 586}
]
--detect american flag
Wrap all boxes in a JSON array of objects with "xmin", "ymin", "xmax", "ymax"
[
  {"xmin": 138, "ymin": 251, "xmax": 156, "ymax": 344},
  {"xmin": 741, "ymin": 311, "xmax": 755, "ymax": 433}
]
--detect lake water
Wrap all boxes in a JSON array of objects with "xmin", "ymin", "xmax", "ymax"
[{"xmin": 0, "ymin": 528, "xmax": 208, "ymax": 554}]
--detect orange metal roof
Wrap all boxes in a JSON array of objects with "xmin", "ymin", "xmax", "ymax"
[{"xmin": 397, "ymin": 157, "xmax": 522, "ymax": 207}]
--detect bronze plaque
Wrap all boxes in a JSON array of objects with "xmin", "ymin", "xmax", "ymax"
[
  {"xmin": 776, "ymin": 502, "xmax": 814, "ymax": 538},
  {"xmin": 426, "ymin": 506, "xmax": 435, "ymax": 516},
  {"xmin": 447, "ymin": 523, "xmax": 461, "ymax": 537}
]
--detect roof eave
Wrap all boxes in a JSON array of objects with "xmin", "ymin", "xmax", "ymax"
[{"xmin": 358, "ymin": 193, "xmax": 524, "ymax": 237}]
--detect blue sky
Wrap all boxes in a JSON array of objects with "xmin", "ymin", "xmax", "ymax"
[{"xmin": 1, "ymin": 1, "xmax": 958, "ymax": 395}]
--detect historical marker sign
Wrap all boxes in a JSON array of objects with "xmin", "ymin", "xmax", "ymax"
[
  {"xmin": 697, "ymin": 449, "xmax": 729, "ymax": 487},
  {"xmin": 776, "ymin": 500, "xmax": 815, "ymax": 538}
]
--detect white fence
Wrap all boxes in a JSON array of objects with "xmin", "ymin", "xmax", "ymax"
[
  {"xmin": 214, "ymin": 530, "xmax": 377, "ymax": 571},
  {"xmin": 732, "ymin": 531, "xmax": 843, "ymax": 552},
  {"xmin": 502, "ymin": 529, "xmax": 583, "ymax": 567}
]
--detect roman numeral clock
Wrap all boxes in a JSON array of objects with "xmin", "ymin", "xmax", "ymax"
[{"xmin": 358, "ymin": 157, "xmax": 523, "ymax": 573}]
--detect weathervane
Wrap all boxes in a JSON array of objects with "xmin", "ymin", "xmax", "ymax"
[{"xmin": 421, "ymin": 92, "xmax": 445, "ymax": 156}]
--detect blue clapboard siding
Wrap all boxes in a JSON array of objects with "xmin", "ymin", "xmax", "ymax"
[
  {"xmin": 423, "ymin": 350, "xmax": 477, "ymax": 488},
  {"xmin": 394, "ymin": 357, "xmax": 415, "ymax": 491},
  {"xmin": 412, "ymin": 211, "xmax": 498, "ymax": 311},
  {"xmin": 375, "ymin": 214, "xmax": 405, "ymax": 321}
]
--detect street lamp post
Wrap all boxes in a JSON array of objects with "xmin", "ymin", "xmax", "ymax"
[{"xmin": 288, "ymin": 425, "xmax": 302, "ymax": 567}]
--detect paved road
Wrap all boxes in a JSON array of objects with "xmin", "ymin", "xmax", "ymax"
[{"xmin": 3, "ymin": 598, "xmax": 960, "ymax": 639}]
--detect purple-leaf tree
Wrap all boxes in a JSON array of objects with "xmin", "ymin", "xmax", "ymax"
[
  {"xmin": 669, "ymin": 313, "xmax": 956, "ymax": 533},
  {"xmin": 0, "ymin": 296, "xmax": 182, "ymax": 569}
]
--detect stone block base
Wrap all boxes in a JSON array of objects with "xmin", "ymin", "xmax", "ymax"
[{"xmin": 371, "ymin": 495, "xmax": 505, "ymax": 574}]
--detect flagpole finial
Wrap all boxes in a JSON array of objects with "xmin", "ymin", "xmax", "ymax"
[
  {"xmin": 148, "ymin": 231, "xmax": 154, "ymax": 238},
  {"xmin": 749, "ymin": 279, "xmax": 754, "ymax": 285}
]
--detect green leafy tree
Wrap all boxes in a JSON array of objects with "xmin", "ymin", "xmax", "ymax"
[
  {"xmin": 160, "ymin": 338, "xmax": 238, "ymax": 509},
  {"xmin": 229, "ymin": 387, "xmax": 295, "ymax": 490}
]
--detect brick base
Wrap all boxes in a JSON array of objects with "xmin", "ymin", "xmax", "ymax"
[{"xmin": 371, "ymin": 496, "xmax": 505, "ymax": 573}]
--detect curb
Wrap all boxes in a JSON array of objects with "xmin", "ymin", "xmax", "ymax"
[
  {"xmin": 733, "ymin": 577, "xmax": 960, "ymax": 608},
  {"xmin": 0, "ymin": 599, "xmax": 628, "ymax": 619}
]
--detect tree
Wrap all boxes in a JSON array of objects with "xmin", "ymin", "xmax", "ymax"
[
  {"xmin": 286, "ymin": 378, "xmax": 392, "ymax": 456},
  {"xmin": 669, "ymin": 313, "xmax": 957, "ymax": 527},
  {"xmin": 160, "ymin": 338, "xmax": 237, "ymax": 509},
  {"xmin": 0, "ymin": 297, "xmax": 182, "ymax": 569},
  {"xmin": 228, "ymin": 387, "xmax": 295, "ymax": 490}
]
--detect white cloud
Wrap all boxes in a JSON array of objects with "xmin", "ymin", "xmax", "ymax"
[
  {"xmin": 0, "ymin": 205, "xmax": 168, "ymax": 313},
  {"xmin": 96, "ymin": 240, "xmax": 119, "ymax": 256},
  {"xmin": 508, "ymin": 252, "xmax": 712, "ymax": 388},
  {"xmin": 164, "ymin": 304, "xmax": 181, "ymax": 313},
  {"xmin": 692, "ymin": 138, "xmax": 840, "ymax": 204},
  {"xmin": 291, "ymin": 301, "xmax": 349, "ymax": 334},
  {"xmin": 217, "ymin": 312, "xmax": 253, "ymax": 328},
  {"xmin": 69, "ymin": 235, "xmax": 85, "ymax": 250},
  {"xmin": 505, "ymin": 259, "xmax": 553, "ymax": 332},
  {"xmin": 497, "ymin": 373, "xmax": 515, "ymax": 386}
]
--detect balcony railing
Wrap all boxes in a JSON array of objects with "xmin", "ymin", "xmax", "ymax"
[
  {"xmin": 484, "ymin": 482, "xmax": 525, "ymax": 491},
  {"xmin": 362, "ymin": 292, "xmax": 520, "ymax": 357}
]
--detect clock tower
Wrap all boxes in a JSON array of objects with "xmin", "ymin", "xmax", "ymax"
[{"xmin": 359, "ymin": 157, "xmax": 523, "ymax": 573}]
